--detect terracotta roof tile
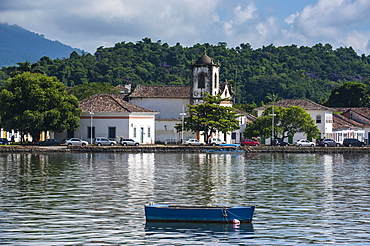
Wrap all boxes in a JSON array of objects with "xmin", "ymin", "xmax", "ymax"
[
  {"xmin": 129, "ymin": 85, "xmax": 191, "ymax": 98},
  {"xmin": 333, "ymin": 113, "xmax": 365, "ymax": 130},
  {"xmin": 256, "ymin": 99, "xmax": 333, "ymax": 111},
  {"xmin": 333, "ymin": 107, "xmax": 370, "ymax": 120},
  {"xmin": 80, "ymin": 93, "xmax": 157, "ymax": 113}
]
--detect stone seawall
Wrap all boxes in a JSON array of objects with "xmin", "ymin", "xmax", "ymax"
[{"xmin": 0, "ymin": 145, "xmax": 370, "ymax": 154}]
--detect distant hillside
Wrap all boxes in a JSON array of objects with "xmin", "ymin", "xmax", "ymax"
[
  {"xmin": 0, "ymin": 23, "xmax": 84, "ymax": 67},
  {"xmin": 2, "ymin": 37, "xmax": 370, "ymax": 105}
]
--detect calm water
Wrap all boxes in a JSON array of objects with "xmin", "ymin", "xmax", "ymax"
[{"xmin": 0, "ymin": 152, "xmax": 369, "ymax": 245}]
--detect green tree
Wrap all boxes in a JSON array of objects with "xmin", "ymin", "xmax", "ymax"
[
  {"xmin": 0, "ymin": 72, "xmax": 81, "ymax": 143},
  {"xmin": 244, "ymin": 106, "xmax": 320, "ymax": 140},
  {"xmin": 325, "ymin": 82, "xmax": 370, "ymax": 107},
  {"xmin": 68, "ymin": 82, "xmax": 121, "ymax": 100},
  {"xmin": 175, "ymin": 93, "xmax": 240, "ymax": 143},
  {"xmin": 9, "ymin": 61, "xmax": 45, "ymax": 77}
]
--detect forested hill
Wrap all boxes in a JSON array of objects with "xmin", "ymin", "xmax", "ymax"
[
  {"xmin": 2, "ymin": 37, "xmax": 370, "ymax": 105},
  {"xmin": 0, "ymin": 23, "xmax": 83, "ymax": 67}
]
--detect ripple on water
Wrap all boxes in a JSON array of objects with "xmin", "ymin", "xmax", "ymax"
[{"xmin": 0, "ymin": 152, "xmax": 370, "ymax": 245}]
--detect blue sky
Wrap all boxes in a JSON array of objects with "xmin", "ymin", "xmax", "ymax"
[{"xmin": 1, "ymin": 0, "xmax": 370, "ymax": 55}]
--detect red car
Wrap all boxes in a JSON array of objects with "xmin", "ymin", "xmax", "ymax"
[{"xmin": 241, "ymin": 139, "xmax": 260, "ymax": 146}]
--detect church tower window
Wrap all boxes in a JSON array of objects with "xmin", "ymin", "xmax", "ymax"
[{"xmin": 198, "ymin": 73, "xmax": 206, "ymax": 89}]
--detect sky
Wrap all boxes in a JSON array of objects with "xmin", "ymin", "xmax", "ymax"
[{"xmin": 1, "ymin": 0, "xmax": 370, "ymax": 55}]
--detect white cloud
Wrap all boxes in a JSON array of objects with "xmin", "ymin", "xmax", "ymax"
[
  {"xmin": 1, "ymin": 0, "xmax": 370, "ymax": 54},
  {"xmin": 285, "ymin": 12, "xmax": 299, "ymax": 25},
  {"xmin": 233, "ymin": 4, "xmax": 257, "ymax": 24},
  {"xmin": 0, "ymin": 0, "xmax": 222, "ymax": 52},
  {"xmin": 283, "ymin": 0, "xmax": 370, "ymax": 53}
]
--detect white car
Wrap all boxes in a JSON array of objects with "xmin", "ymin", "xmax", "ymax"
[
  {"xmin": 208, "ymin": 137, "xmax": 226, "ymax": 146},
  {"xmin": 184, "ymin": 139, "xmax": 206, "ymax": 146},
  {"xmin": 65, "ymin": 138, "xmax": 88, "ymax": 146},
  {"xmin": 294, "ymin": 139, "xmax": 315, "ymax": 147}
]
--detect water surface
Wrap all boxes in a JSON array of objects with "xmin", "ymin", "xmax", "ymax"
[{"xmin": 0, "ymin": 152, "xmax": 369, "ymax": 245}]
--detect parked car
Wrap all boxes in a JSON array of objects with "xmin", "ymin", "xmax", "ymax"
[
  {"xmin": 294, "ymin": 139, "xmax": 315, "ymax": 147},
  {"xmin": 241, "ymin": 139, "xmax": 260, "ymax": 146},
  {"xmin": 0, "ymin": 138, "xmax": 9, "ymax": 145},
  {"xmin": 37, "ymin": 139, "xmax": 61, "ymax": 146},
  {"xmin": 120, "ymin": 138, "xmax": 140, "ymax": 146},
  {"xmin": 343, "ymin": 138, "xmax": 365, "ymax": 147},
  {"xmin": 65, "ymin": 138, "xmax": 88, "ymax": 146},
  {"xmin": 184, "ymin": 139, "xmax": 206, "ymax": 146},
  {"xmin": 94, "ymin": 137, "xmax": 117, "ymax": 146},
  {"xmin": 208, "ymin": 137, "xmax": 226, "ymax": 146},
  {"xmin": 318, "ymin": 139, "xmax": 340, "ymax": 147},
  {"xmin": 271, "ymin": 139, "xmax": 289, "ymax": 146}
]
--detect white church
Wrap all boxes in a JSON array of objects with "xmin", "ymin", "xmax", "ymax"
[{"xmin": 66, "ymin": 53, "xmax": 252, "ymax": 144}]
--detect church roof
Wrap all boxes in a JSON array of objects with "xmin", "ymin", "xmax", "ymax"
[
  {"xmin": 256, "ymin": 99, "xmax": 333, "ymax": 111},
  {"xmin": 129, "ymin": 85, "xmax": 191, "ymax": 98},
  {"xmin": 195, "ymin": 54, "xmax": 213, "ymax": 65},
  {"xmin": 80, "ymin": 93, "xmax": 156, "ymax": 113}
]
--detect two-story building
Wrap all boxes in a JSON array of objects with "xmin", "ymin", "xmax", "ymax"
[{"xmin": 256, "ymin": 99, "xmax": 334, "ymax": 144}]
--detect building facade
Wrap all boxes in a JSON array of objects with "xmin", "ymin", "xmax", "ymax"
[{"xmin": 58, "ymin": 93, "xmax": 158, "ymax": 144}]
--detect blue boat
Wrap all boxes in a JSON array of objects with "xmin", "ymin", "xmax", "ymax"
[
  {"xmin": 145, "ymin": 204, "xmax": 255, "ymax": 223},
  {"xmin": 219, "ymin": 143, "xmax": 240, "ymax": 147},
  {"xmin": 206, "ymin": 149, "xmax": 244, "ymax": 154}
]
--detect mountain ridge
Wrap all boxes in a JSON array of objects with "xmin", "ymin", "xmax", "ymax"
[{"xmin": 0, "ymin": 23, "xmax": 84, "ymax": 67}]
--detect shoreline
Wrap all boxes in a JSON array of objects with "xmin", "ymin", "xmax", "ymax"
[{"xmin": 0, "ymin": 145, "xmax": 369, "ymax": 154}]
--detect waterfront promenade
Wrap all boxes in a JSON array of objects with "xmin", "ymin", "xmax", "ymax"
[{"xmin": 0, "ymin": 145, "xmax": 369, "ymax": 154}]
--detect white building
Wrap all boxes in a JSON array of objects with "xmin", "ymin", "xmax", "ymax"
[
  {"xmin": 332, "ymin": 108, "xmax": 370, "ymax": 144},
  {"xmin": 128, "ymin": 53, "xmax": 250, "ymax": 144},
  {"xmin": 256, "ymin": 99, "xmax": 334, "ymax": 144},
  {"xmin": 68, "ymin": 93, "xmax": 158, "ymax": 144}
]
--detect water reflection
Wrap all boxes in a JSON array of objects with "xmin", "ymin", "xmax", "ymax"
[
  {"xmin": 145, "ymin": 221, "xmax": 254, "ymax": 244},
  {"xmin": 0, "ymin": 152, "xmax": 369, "ymax": 245}
]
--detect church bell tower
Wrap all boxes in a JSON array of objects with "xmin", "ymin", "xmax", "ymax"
[{"xmin": 190, "ymin": 52, "xmax": 220, "ymax": 105}]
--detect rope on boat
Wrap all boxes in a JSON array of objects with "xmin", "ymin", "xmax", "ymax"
[
  {"xmin": 222, "ymin": 208, "xmax": 228, "ymax": 221},
  {"xmin": 226, "ymin": 210, "xmax": 243, "ymax": 220}
]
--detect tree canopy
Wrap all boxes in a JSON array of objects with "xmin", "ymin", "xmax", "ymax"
[
  {"xmin": 325, "ymin": 82, "xmax": 370, "ymax": 107},
  {"xmin": 68, "ymin": 82, "xmax": 121, "ymax": 100},
  {"xmin": 175, "ymin": 93, "xmax": 240, "ymax": 143},
  {"xmin": 2, "ymin": 40, "xmax": 370, "ymax": 106},
  {"xmin": 244, "ymin": 106, "xmax": 320, "ymax": 140},
  {"xmin": 0, "ymin": 72, "xmax": 81, "ymax": 142}
]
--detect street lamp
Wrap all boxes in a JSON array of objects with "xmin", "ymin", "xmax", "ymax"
[
  {"xmin": 90, "ymin": 111, "xmax": 94, "ymax": 144},
  {"xmin": 180, "ymin": 114, "xmax": 186, "ymax": 143},
  {"xmin": 269, "ymin": 106, "xmax": 276, "ymax": 142},
  {"xmin": 180, "ymin": 105, "xmax": 186, "ymax": 143}
]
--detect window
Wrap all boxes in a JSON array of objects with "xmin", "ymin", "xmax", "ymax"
[
  {"xmin": 214, "ymin": 74, "xmax": 217, "ymax": 88},
  {"xmin": 326, "ymin": 115, "xmax": 332, "ymax": 123},
  {"xmin": 148, "ymin": 127, "xmax": 151, "ymax": 138},
  {"xmin": 87, "ymin": 127, "xmax": 95, "ymax": 139},
  {"xmin": 108, "ymin": 127, "xmax": 116, "ymax": 139},
  {"xmin": 133, "ymin": 127, "xmax": 137, "ymax": 138},
  {"xmin": 198, "ymin": 73, "xmax": 206, "ymax": 88},
  {"xmin": 316, "ymin": 115, "xmax": 321, "ymax": 123}
]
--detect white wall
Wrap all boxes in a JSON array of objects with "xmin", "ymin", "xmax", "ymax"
[
  {"xmin": 77, "ymin": 112, "xmax": 156, "ymax": 144},
  {"xmin": 155, "ymin": 119, "xmax": 196, "ymax": 143},
  {"xmin": 130, "ymin": 98, "xmax": 189, "ymax": 120},
  {"xmin": 307, "ymin": 110, "xmax": 333, "ymax": 139}
]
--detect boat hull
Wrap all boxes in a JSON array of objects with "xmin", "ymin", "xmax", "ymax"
[
  {"xmin": 206, "ymin": 150, "xmax": 244, "ymax": 154},
  {"xmin": 145, "ymin": 204, "xmax": 255, "ymax": 223}
]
